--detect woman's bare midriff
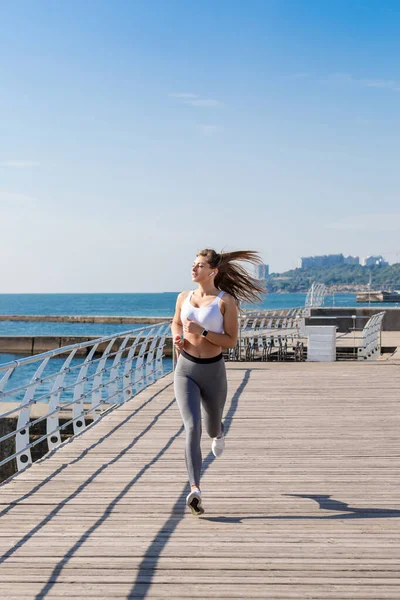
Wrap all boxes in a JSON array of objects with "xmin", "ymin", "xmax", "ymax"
[{"xmin": 182, "ymin": 333, "xmax": 222, "ymax": 359}]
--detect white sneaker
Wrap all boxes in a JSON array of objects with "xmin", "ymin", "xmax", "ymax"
[
  {"xmin": 186, "ymin": 488, "xmax": 204, "ymax": 516},
  {"xmin": 212, "ymin": 434, "xmax": 225, "ymax": 458}
]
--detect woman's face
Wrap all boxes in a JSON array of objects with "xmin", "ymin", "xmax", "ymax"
[{"xmin": 191, "ymin": 255, "xmax": 213, "ymax": 282}]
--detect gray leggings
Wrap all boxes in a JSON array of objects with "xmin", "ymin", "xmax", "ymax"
[{"xmin": 174, "ymin": 350, "xmax": 227, "ymax": 487}]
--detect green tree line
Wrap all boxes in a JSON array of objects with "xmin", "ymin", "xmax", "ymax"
[{"xmin": 267, "ymin": 263, "xmax": 400, "ymax": 293}]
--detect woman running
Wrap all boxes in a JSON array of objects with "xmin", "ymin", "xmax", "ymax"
[{"xmin": 171, "ymin": 248, "xmax": 264, "ymax": 515}]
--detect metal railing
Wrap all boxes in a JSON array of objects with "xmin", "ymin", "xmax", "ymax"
[
  {"xmin": 232, "ymin": 282, "xmax": 329, "ymax": 361},
  {"xmin": 0, "ymin": 322, "xmax": 171, "ymax": 474},
  {"xmin": 356, "ymin": 311, "xmax": 385, "ymax": 360},
  {"xmin": 305, "ymin": 282, "xmax": 327, "ymax": 310},
  {"xmin": 335, "ymin": 312, "xmax": 385, "ymax": 360},
  {"xmin": 230, "ymin": 308, "xmax": 306, "ymax": 362}
]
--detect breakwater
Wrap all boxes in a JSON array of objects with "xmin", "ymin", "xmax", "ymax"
[{"xmin": 0, "ymin": 315, "xmax": 167, "ymax": 324}]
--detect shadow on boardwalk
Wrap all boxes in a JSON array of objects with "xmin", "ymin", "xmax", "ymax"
[
  {"xmin": 204, "ymin": 494, "xmax": 400, "ymax": 522},
  {"xmin": 0, "ymin": 382, "xmax": 177, "ymax": 578},
  {"xmin": 2, "ymin": 364, "xmax": 399, "ymax": 599},
  {"xmin": 0, "ymin": 381, "xmax": 175, "ymax": 520},
  {"xmin": 127, "ymin": 368, "xmax": 252, "ymax": 599},
  {"xmin": 22, "ymin": 369, "xmax": 251, "ymax": 599}
]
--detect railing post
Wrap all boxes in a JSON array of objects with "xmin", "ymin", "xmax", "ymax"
[
  {"xmin": 108, "ymin": 334, "xmax": 131, "ymax": 404},
  {"xmin": 155, "ymin": 324, "xmax": 168, "ymax": 378},
  {"xmin": 238, "ymin": 307, "xmax": 243, "ymax": 361},
  {"xmin": 16, "ymin": 356, "xmax": 51, "ymax": 471},
  {"xmin": 172, "ymin": 346, "xmax": 176, "ymax": 371},
  {"xmin": 123, "ymin": 336, "xmax": 141, "ymax": 402},
  {"xmin": 47, "ymin": 349, "xmax": 78, "ymax": 452},
  {"xmin": 145, "ymin": 325, "xmax": 164, "ymax": 385},
  {"xmin": 73, "ymin": 344, "xmax": 99, "ymax": 433},
  {"xmin": 134, "ymin": 328, "xmax": 155, "ymax": 392},
  {"xmin": 91, "ymin": 338, "xmax": 116, "ymax": 420}
]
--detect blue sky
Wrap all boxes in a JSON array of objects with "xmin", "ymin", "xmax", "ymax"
[{"xmin": 1, "ymin": 0, "xmax": 400, "ymax": 292}]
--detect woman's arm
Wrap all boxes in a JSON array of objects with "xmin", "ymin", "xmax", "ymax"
[{"xmin": 182, "ymin": 294, "xmax": 238, "ymax": 349}]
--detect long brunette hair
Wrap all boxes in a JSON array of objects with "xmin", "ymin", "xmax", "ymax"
[{"xmin": 198, "ymin": 248, "xmax": 266, "ymax": 304}]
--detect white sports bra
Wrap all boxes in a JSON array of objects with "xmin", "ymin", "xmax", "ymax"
[{"xmin": 181, "ymin": 290, "xmax": 225, "ymax": 333}]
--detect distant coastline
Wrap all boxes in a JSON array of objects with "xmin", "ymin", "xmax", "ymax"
[
  {"xmin": 272, "ymin": 284, "xmax": 378, "ymax": 294},
  {"xmin": 267, "ymin": 263, "xmax": 400, "ymax": 294}
]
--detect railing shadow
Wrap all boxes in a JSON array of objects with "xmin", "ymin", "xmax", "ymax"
[
  {"xmin": 0, "ymin": 368, "xmax": 252, "ymax": 598},
  {"xmin": 0, "ymin": 381, "xmax": 177, "ymax": 569},
  {"xmin": 203, "ymin": 493, "xmax": 400, "ymax": 523},
  {"xmin": 0, "ymin": 381, "xmax": 173, "ymax": 520},
  {"xmin": 34, "ymin": 424, "xmax": 185, "ymax": 599}
]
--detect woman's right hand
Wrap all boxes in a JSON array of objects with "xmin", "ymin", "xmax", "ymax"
[{"xmin": 173, "ymin": 334, "xmax": 184, "ymax": 350}]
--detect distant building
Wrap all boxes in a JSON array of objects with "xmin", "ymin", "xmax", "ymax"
[
  {"xmin": 362, "ymin": 255, "xmax": 389, "ymax": 267},
  {"xmin": 299, "ymin": 254, "xmax": 344, "ymax": 269},
  {"xmin": 254, "ymin": 263, "xmax": 269, "ymax": 279},
  {"xmin": 344, "ymin": 255, "xmax": 360, "ymax": 265},
  {"xmin": 299, "ymin": 257, "xmax": 314, "ymax": 269}
]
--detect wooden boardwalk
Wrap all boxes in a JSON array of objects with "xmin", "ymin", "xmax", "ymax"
[{"xmin": 0, "ymin": 361, "xmax": 400, "ymax": 599}]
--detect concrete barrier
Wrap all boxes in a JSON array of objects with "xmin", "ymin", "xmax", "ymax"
[
  {"xmin": 0, "ymin": 404, "xmax": 94, "ymax": 483},
  {"xmin": 0, "ymin": 336, "xmax": 174, "ymax": 357},
  {"xmin": 308, "ymin": 307, "xmax": 400, "ymax": 333}
]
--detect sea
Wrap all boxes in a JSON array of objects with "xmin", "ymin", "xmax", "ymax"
[{"xmin": 0, "ymin": 292, "xmax": 398, "ymax": 400}]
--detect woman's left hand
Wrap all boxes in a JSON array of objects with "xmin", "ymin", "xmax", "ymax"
[{"xmin": 182, "ymin": 318, "xmax": 203, "ymax": 336}]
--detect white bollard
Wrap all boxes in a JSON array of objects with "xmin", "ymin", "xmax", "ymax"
[{"xmin": 306, "ymin": 325, "xmax": 336, "ymax": 362}]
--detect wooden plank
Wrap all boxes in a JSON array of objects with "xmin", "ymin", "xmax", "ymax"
[
  {"xmin": 0, "ymin": 363, "xmax": 400, "ymax": 599},
  {"xmin": 1, "ymin": 582, "xmax": 400, "ymax": 598}
]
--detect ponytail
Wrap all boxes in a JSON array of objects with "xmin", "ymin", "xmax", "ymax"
[{"xmin": 197, "ymin": 248, "xmax": 266, "ymax": 304}]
